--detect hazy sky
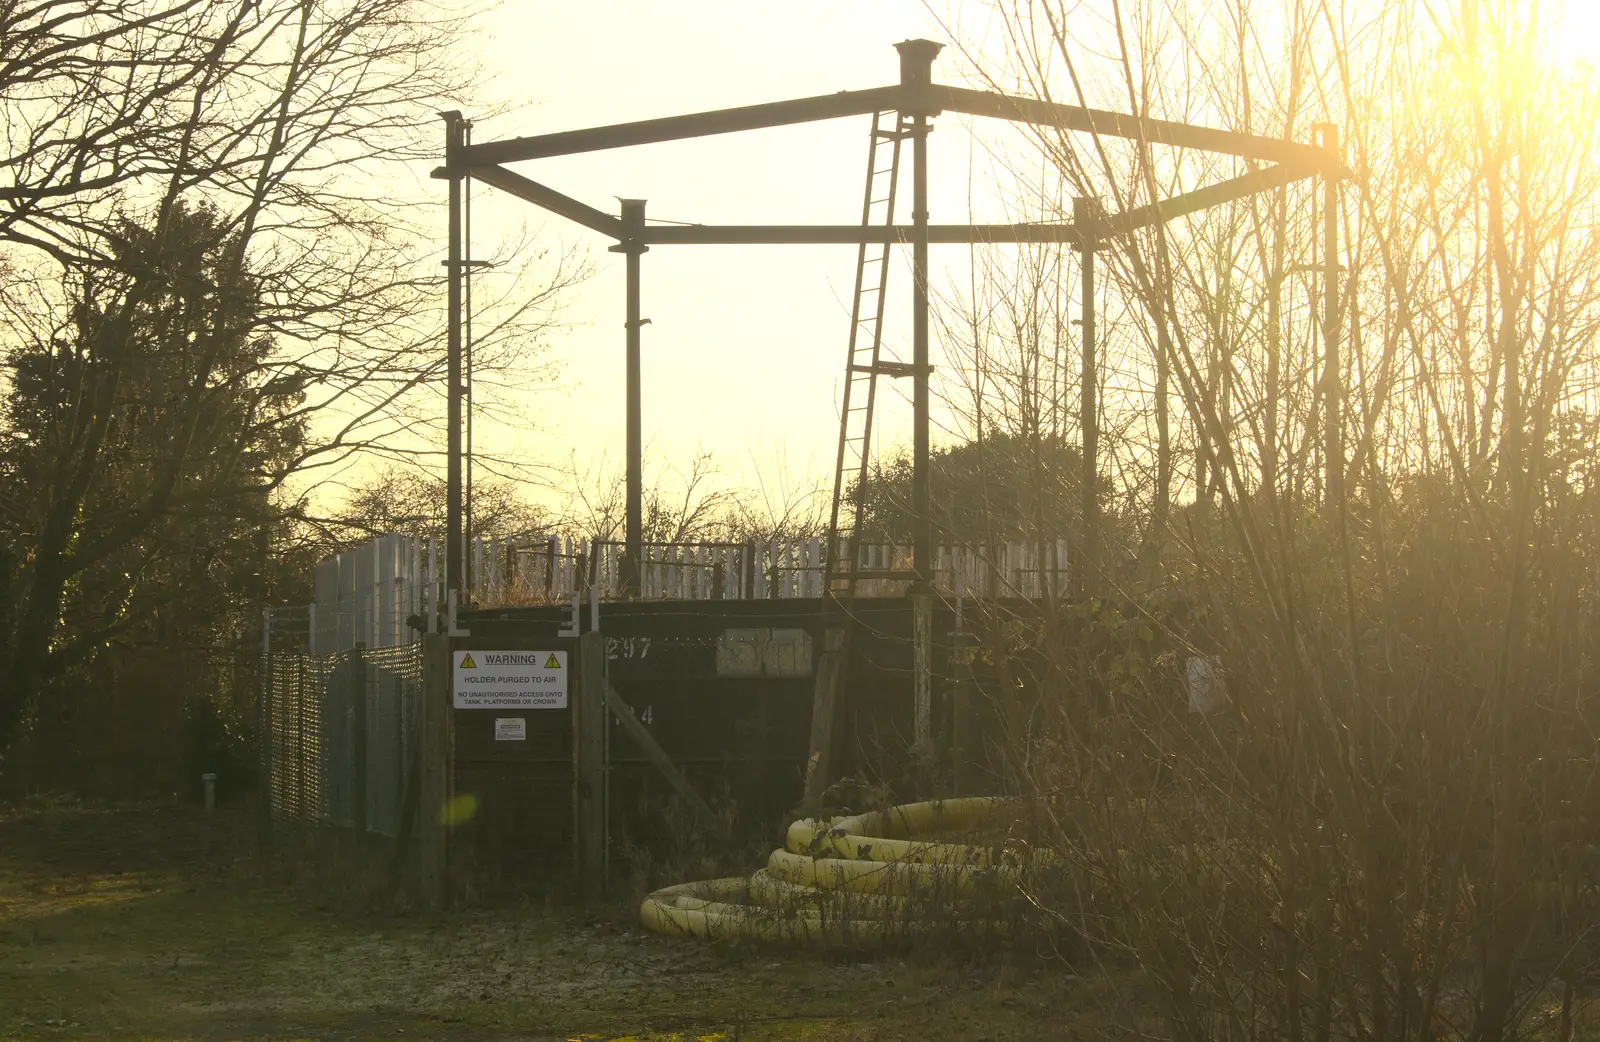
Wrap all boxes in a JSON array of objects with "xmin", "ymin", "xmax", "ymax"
[
  {"xmin": 450, "ymin": 0, "xmax": 1599, "ymax": 514},
  {"xmin": 459, "ymin": 1, "xmax": 1021, "ymax": 511}
]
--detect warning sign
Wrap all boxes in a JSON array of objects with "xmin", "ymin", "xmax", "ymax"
[{"xmin": 453, "ymin": 650, "xmax": 567, "ymax": 709}]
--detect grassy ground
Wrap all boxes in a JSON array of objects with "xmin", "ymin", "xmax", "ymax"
[{"xmin": 0, "ymin": 799, "xmax": 1115, "ymax": 1041}]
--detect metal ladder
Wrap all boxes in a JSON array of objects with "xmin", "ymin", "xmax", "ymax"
[{"xmin": 824, "ymin": 110, "xmax": 918, "ymax": 598}]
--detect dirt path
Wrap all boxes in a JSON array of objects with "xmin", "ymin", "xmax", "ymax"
[{"xmin": 0, "ymin": 801, "xmax": 1107, "ymax": 1041}]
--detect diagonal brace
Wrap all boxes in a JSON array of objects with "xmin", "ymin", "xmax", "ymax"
[
  {"xmin": 604, "ymin": 680, "xmax": 716, "ymax": 825},
  {"xmin": 1094, "ymin": 162, "xmax": 1319, "ymax": 237},
  {"xmin": 467, "ymin": 165, "xmax": 624, "ymax": 238},
  {"xmin": 926, "ymin": 85, "xmax": 1331, "ymax": 169}
]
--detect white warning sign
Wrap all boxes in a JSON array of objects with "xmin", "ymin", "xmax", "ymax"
[{"xmin": 453, "ymin": 650, "xmax": 567, "ymax": 709}]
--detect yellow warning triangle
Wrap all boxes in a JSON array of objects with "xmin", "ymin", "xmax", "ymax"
[
  {"xmin": 459, "ymin": 653, "xmax": 477, "ymax": 669},
  {"xmin": 545, "ymin": 653, "xmax": 561, "ymax": 669}
]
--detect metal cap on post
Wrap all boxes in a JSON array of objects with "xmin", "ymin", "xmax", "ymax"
[{"xmin": 894, "ymin": 38, "xmax": 943, "ymax": 98}]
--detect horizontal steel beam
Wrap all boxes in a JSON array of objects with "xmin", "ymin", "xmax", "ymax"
[
  {"xmin": 460, "ymin": 169, "xmax": 1317, "ymax": 248},
  {"xmin": 633, "ymin": 168, "xmax": 1317, "ymax": 245},
  {"xmin": 925, "ymin": 85, "xmax": 1331, "ymax": 169},
  {"xmin": 637, "ymin": 223, "xmax": 1083, "ymax": 245},
  {"xmin": 465, "ymin": 85, "xmax": 903, "ymax": 165},
  {"xmin": 460, "ymin": 81, "xmax": 1327, "ymax": 175},
  {"xmin": 466, "ymin": 165, "xmax": 624, "ymax": 237}
]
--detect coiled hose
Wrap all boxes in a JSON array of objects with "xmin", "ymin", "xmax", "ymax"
[{"xmin": 639, "ymin": 797, "xmax": 1052, "ymax": 943}]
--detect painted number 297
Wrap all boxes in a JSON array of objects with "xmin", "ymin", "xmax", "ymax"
[{"xmin": 606, "ymin": 636, "xmax": 650, "ymax": 660}]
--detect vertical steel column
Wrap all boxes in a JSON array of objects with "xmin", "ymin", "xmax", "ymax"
[
  {"xmin": 912, "ymin": 109, "xmax": 935, "ymax": 743},
  {"xmin": 1319, "ymin": 123, "xmax": 1343, "ymax": 508},
  {"xmin": 418, "ymin": 632, "xmax": 450, "ymax": 905},
  {"xmin": 895, "ymin": 39, "xmax": 942, "ymax": 757},
  {"xmin": 441, "ymin": 111, "xmax": 466, "ymax": 600},
  {"xmin": 894, "ymin": 39, "xmax": 942, "ymax": 582},
  {"xmin": 613, "ymin": 200, "xmax": 648, "ymax": 597},
  {"xmin": 463, "ymin": 121, "xmax": 475, "ymax": 594},
  {"xmin": 911, "ymin": 118, "xmax": 932, "ymax": 582},
  {"xmin": 1075, "ymin": 196, "xmax": 1099, "ymax": 595},
  {"xmin": 574, "ymin": 630, "xmax": 607, "ymax": 900}
]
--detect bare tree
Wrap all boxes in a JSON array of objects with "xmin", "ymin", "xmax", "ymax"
[
  {"xmin": 936, "ymin": 0, "xmax": 1600, "ymax": 1037},
  {"xmin": 0, "ymin": 0, "xmax": 582, "ymax": 758},
  {"xmin": 554, "ymin": 448, "xmax": 740, "ymax": 546}
]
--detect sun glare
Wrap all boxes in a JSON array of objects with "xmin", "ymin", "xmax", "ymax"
[{"xmin": 1554, "ymin": 1, "xmax": 1600, "ymax": 68}]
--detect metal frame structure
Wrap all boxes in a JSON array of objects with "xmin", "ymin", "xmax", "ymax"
[{"xmin": 436, "ymin": 39, "xmax": 1340, "ymax": 599}]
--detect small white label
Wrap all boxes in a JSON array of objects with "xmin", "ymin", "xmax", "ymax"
[
  {"xmin": 1186, "ymin": 655, "xmax": 1225, "ymax": 713},
  {"xmin": 453, "ymin": 650, "xmax": 568, "ymax": 709},
  {"xmin": 494, "ymin": 717, "xmax": 527, "ymax": 741}
]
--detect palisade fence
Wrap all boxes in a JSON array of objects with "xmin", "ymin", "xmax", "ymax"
[
  {"xmin": 288, "ymin": 532, "xmax": 1071, "ymax": 657},
  {"xmin": 261, "ymin": 531, "xmax": 1067, "ymax": 834},
  {"xmin": 494, "ymin": 536, "xmax": 1071, "ymax": 606}
]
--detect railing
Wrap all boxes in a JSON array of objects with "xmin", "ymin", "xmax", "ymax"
[
  {"xmin": 475, "ymin": 535, "xmax": 1070, "ymax": 603},
  {"xmin": 285, "ymin": 533, "xmax": 1070, "ymax": 655}
]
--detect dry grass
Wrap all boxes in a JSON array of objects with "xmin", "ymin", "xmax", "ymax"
[{"xmin": 0, "ymin": 798, "xmax": 1113, "ymax": 1041}]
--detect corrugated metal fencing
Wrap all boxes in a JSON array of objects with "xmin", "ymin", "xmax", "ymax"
[
  {"xmin": 264, "ymin": 641, "xmax": 422, "ymax": 837},
  {"xmin": 308, "ymin": 533, "xmax": 437, "ymax": 654}
]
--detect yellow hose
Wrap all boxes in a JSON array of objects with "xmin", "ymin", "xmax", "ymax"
[
  {"xmin": 764, "ymin": 848, "xmax": 1012, "ymax": 896},
  {"xmin": 640, "ymin": 797, "xmax": 1043, "ymax": 944},
  {"xmin": 786, "ymin": 797, "xmax": 1057, "ymax": 868}
]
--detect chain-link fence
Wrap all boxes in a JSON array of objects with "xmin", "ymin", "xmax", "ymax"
[{"xmin": 264, "ymin": 642, "xmax": 422, "ymax": 837}]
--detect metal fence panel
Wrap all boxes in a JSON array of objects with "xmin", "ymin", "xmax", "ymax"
[{"xmin": 264, "ymin": 642, "xmax": 422, "ymax": 838}]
